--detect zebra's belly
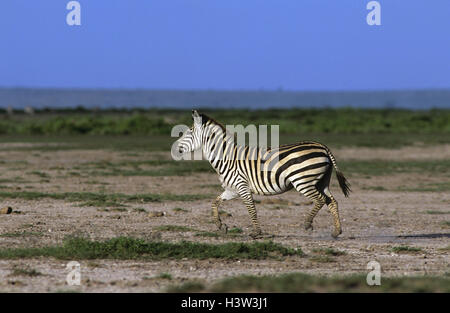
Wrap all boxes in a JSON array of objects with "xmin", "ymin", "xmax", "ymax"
[{"xmin": 250, "ymin": 181, "xmax": 293, "ymax": 196}]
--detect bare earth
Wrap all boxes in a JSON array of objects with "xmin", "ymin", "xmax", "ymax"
[{"xmin": 0, "ymin": 144, "xmax": 448, "ymax": 292}]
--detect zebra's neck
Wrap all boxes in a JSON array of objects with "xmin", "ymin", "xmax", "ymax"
[{"xmin": 201, "ymin": 123, "xmax": 240, "ymax": 171}]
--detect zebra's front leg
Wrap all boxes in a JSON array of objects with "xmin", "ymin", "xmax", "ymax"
[
  {"xmin": 211, "ymin": 196, "xmax": 227, "ymax": 233},
  {"xmin": 239, "ymin": 189, "xmax": 262, "ymax": 239},
  {"xmin": 212, "ymin": 189, "xmax": 238, "ymax": 234}
]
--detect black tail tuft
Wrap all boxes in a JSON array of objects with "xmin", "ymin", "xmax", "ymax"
[{"xmin": 336, "ymin": 170, "xmax": 351, "ymax": 197}]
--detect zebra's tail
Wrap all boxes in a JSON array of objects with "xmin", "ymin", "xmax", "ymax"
[
  {"xmin": 336, "ymin": 170, "xmax": 351, "ymax": 197},
  {"xmin": 324, "ymin": 145, "xmax": 351, "ymax": 197}
]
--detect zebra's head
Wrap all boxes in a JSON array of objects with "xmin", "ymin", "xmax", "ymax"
[{"xmin": 176, "ymin": 110, "xmax": 204, "ymax": 155}]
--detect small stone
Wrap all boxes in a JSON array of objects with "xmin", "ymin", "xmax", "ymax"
[
  {"xmin": 148, "ymin": 211, "xmax": 166, "ymax": 218},
  {"xmin": 8, "ymin": 280, "xmax": 26, "ymax": 286},
  {"xmin": 0, "ymin": 207, "xmax": 13, "ymax": 214}
]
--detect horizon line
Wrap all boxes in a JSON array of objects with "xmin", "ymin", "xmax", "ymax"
[{"xmin": 1, "ymin": 86, "xmax": 450, "ymax": 93}]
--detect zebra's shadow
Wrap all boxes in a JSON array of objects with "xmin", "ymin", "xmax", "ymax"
[
  {"xmin": 267, "ymin": 232, "xmax": 450, "ymax": 241},
  {"xmin": 396, "ymin": 233, "xmax": 450, "ymax": 239}
]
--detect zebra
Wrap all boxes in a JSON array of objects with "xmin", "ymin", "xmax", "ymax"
[{"xmin": 175, "ymin": 110, "xmax": 351, "ymax": 238}]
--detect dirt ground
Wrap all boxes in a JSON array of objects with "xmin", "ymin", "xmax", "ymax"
[{"xmin": 0, "ymin": 144, "xmax": 448, "ymax": 292}]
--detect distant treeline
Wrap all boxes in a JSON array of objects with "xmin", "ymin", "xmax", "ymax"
[{"xmin": 0, "ymin": 108, "xmax": 449, "ymax": 135}]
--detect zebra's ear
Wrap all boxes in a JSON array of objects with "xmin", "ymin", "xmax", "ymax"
[
  {"xmin": 192, "ymin": 110, "xmax": 200, "ymax": 118},
  {"xmin": 192, "ymin": 110, "xmax": 201, "ymax": 124}
]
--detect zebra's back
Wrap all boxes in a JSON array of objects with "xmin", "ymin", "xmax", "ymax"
[{"xmin": 236, "ymin": 141, "xmax": 332, "ymax": 196}]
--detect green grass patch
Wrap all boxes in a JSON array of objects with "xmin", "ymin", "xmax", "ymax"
[
  {"xmin": 1, "ymin": 109, "xmax": 449, "ymax": 137},
  {"xmin": 0, "ymin": 113, "xmax": 172, "ymax": 136},
  {"xmin": 79, "ymin": 200, "xmax": 127, "ymax": 208},
  {"xmin": 309, "ymin": 256, "xmax": 336, "ymax": 263},
  {"xmin": 391, "ymin": 246, "xmax": 423, "ymax": 254},
  {"xmin": 0, "ymin": 191, "xmax": 211, "ymax": 205},
  {"xmin": 228, "ymin": 227, "xmax": 243, "ymax": 234},
  {"xmin": 109, "ymin": 208, "xmax": 128, "ymax": 212},
  {"xmin": 1, "ymin": 109, "xmax": 449, "ymax": 152},
  {"xmin": 0, "ymin": 231, "xmax": 44, "ymax": 238},
  {"xmin": 169, "ymin": 281, "xmax": 206, "ymax": 292},
  {"xmin": 157, "ymin": 273, "xmax": 173, "ymax": 280},
  {"xmin": 312, "ymin": 247, "xmax": 346, "ymax": 256},
  {"xmin": 0, "ymin": 177, "xmax": 29, "ymax": 184},
  {"xmin": 309, "ymin": 247, "xmax": 346, "ymax": 263},
  {"xmin": 84, "ymin": 180, "xmax": 109, "ymax": 185},
  {"xmin": 167, "ymin": 272, "xmax": 450, "ymax": 293},
  {"xmin": 425, "ymin": 210, "xmax": 450, "ymax": 215},
  {"xmin": 28, "ymin": 171, "xmax": 50, "ymax": 178},
  {"xmin": 9, "ymin": 267, "xmax": 42, "ymax": 277},
  {"xmin": 0, "ymin": 237, "xmax": 304, "ymax": 260}
]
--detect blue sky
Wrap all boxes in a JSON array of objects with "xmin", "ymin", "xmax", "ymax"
[{"xmin": 1, "ymin": 0, "xmax": 449, "ymax": 90}]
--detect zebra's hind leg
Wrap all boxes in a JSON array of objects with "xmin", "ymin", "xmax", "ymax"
[
  {"xmin": 300, "ymin": 188, "xmax": 341, "ymax": 238},
  {"xmin": 304, "ymin": 193, "xmax": 326, "ymax": 231},
  {"xmin": 300, "ymin": 166, "xmax": 341, "ymax": 237},
  {"xmin": 324, "ymin": 187, "xmax": 342, "ymax": 238},
  {"xmin": 212, "ymin": 189, "xmax": 238, "ymax": 233},
  {"xmin": 296, "ymin": 185, "xmax": 327, "ymax": 231}
]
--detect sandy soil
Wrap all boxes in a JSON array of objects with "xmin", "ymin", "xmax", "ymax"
[{"xmin": 0, "ymin": 145, "xmax": 448, "ymax": 292}]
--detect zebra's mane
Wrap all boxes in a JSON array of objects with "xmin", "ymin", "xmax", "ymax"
[
  {"xmin": 200, "ymin": 113, "xmax": 226, "ymax": 132},
  {"xmin": 200, "ymin": 113, "xmax": 239, "ymax": 144}
]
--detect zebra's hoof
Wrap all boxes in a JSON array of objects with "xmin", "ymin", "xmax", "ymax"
[
  {"xmin": 249, "ymin": 230, "xmax": 263, "ymax": 239},
  {"xmin": 217, "ymin": 223, "xmax": 228, "ymax": 234},
  {"xmin": 331, "ymin": 228, "xmax": 342, "ymax": 238},
  {"xmin": 304, "ymin": 221, "xmax": 313, "ymax": 231}
]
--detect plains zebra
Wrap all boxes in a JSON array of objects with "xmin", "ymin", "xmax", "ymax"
[{"xmin": 175, "ymin": 110, "xmax": 350, "ymax": 238}]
